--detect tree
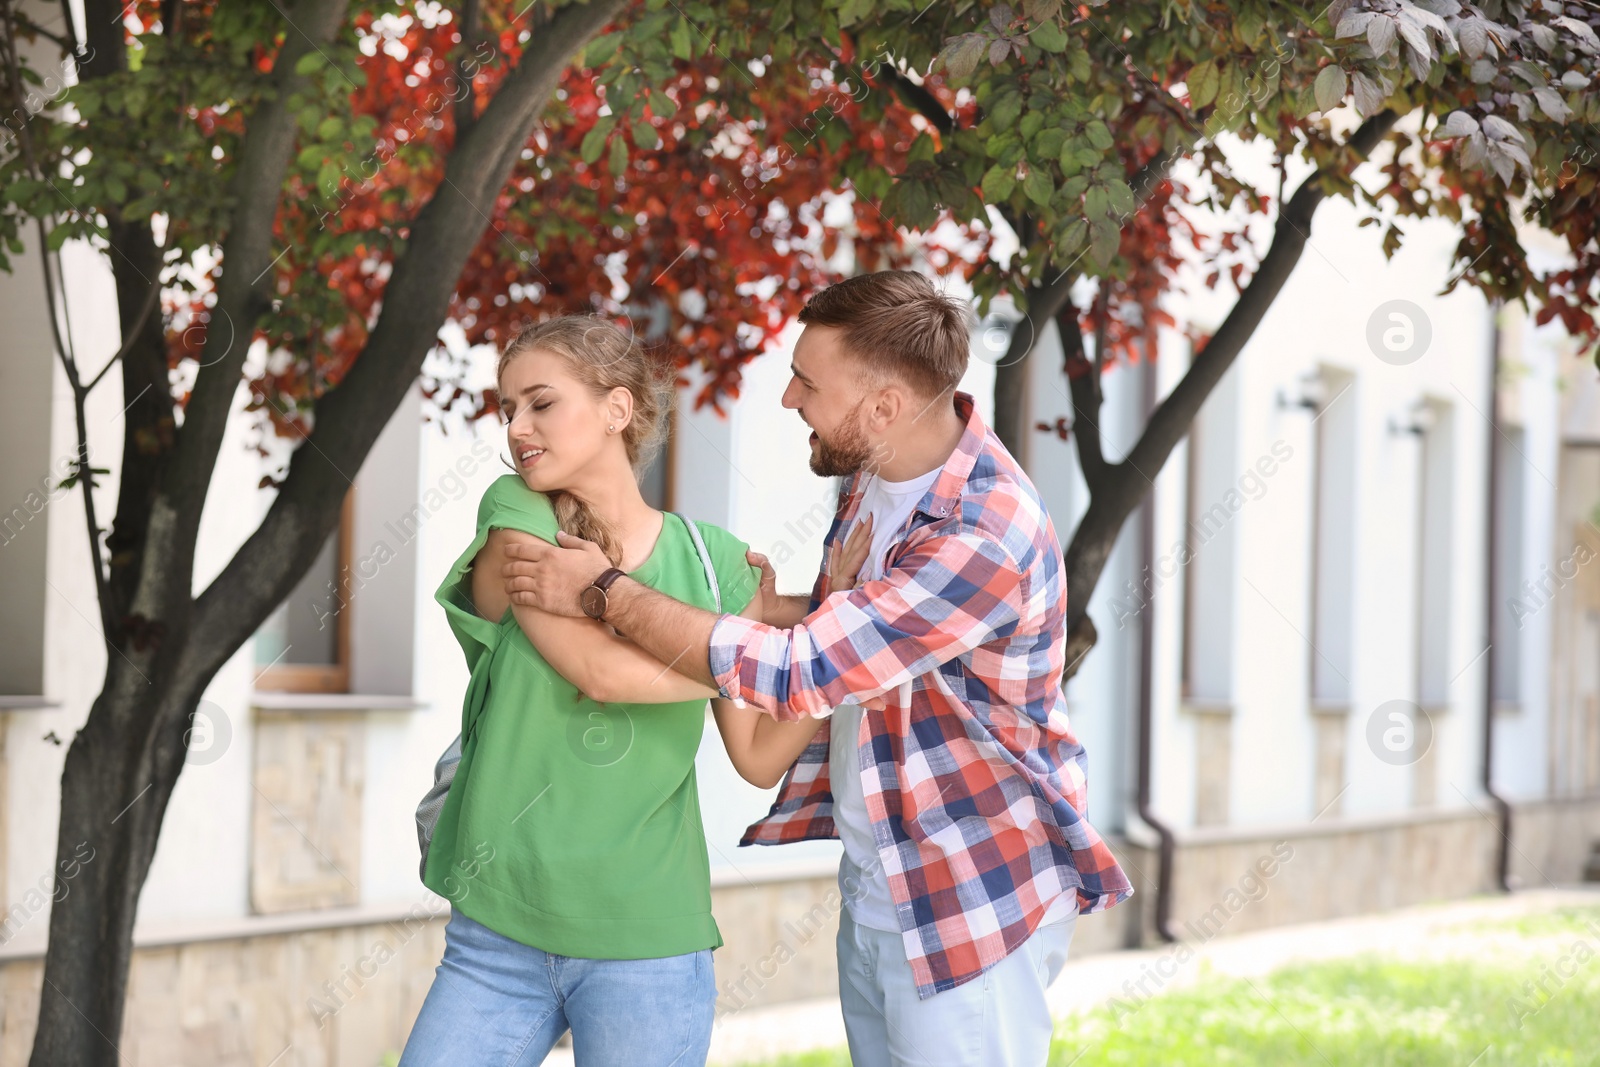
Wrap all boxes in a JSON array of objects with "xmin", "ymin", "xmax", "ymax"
[
  {"xmin": 805, "ymin": 0, "xmax": 1600, "ymax": 674},
  {"xmin": 0, "ymin": 0, "xmax": 982, "ymax": 1058},
  {"xmin": 2, "ymin": 0, "xmax": 1596, "ymax": 1060}
]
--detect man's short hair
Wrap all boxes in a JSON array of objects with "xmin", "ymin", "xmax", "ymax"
[{"xmin": 797, "ymin": 271, "xmax": 973, "ymax": 400}]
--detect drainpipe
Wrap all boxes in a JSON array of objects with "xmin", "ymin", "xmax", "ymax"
[
  {"xmin": 1135, "ymin": 349, "xmax": 1178, "ymax": 942},
  {"xmin": 1482, "ymin": 300, "xmax": 1513, "ymax": 892}
]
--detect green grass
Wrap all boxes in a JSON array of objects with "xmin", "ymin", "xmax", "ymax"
[{"xmin": 735, "ymin": 906, "xmax": 1600, "ymax": 1067}]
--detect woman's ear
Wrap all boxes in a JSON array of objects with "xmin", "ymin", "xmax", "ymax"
[{"xmin": 605, "ymin": 386, "xmax": 634, "ymax": 434}]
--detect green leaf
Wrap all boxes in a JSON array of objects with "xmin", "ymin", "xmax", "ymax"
[
  {"xmin": 1034, "ymin": 127, "xmax": 1067, "ymax": 160},
  {"xmin": 1188, "ymin": 60, "xmax": 1219, "ymax": 109},
  {"xmin": 583, "ymin": 33, "xmax": 620, "ymax": 67},
  {"xmin": 670, "ymin": 18, "xmax": 693, "ymax": 61},
  {"xmin": 633, "ymin": 119, "xmax": 660, "ymax": 150},
  {"xmin": 838, "ymin": 0, "xmax": 875, "ymax": 26},
  {"xmin": 1059, "ymin": 142, "xmax": 1083, "ymax": 177},
  {"xmin": 46, "ymin": 225, "xmax": 71, "ymax": 252},
  {"xmin": 1019, "ymin": 111, "xmax": 1045, "ymax": 141},
  {"xmin": 1032, "ymin": 20, "xmax": 1069, "ymax": 53},
  {"xmin": 1054, "ymin": 217, "xmax": 1088, "ymax": 255},
  {"xmin": 1023, "ymin": 168, "xmax": 1053, "ymax": 205},
  {"xmin": 294, "ymin": 51, "xmax": 326, "ymax": 76},
  {"xmin": 1085, "ymin": 120, "xmax": 1113, "ymax": 150},
  {"xmin": 1106, "ymin": 178, "xmax": 1135, "ymax": 216},
  {"xmin": 608, "ymin": 134, "xmax": 629, "ymax": 176},
  {"xmin": 908, "ymin": 132, "xmax": 937, "ymax": 164},
  {"xmin": 317, "ymin": 116, "xmax": 344, "ymax": 142},
  {"xmin": 892, "ymin": 179, "xmax": 939, "ymax": 228},
  {"xmin": 1088, "ymin": 217, "xmax": 1120, "ymax": 268},
  {"xmin": 1313, "ymin": 65, "xmax": 1348, "ymax": 113},
  {"xmin": 1067, "ymin": 47, "xmax": 1091, "ymax": 82},
  {"xmin": 988, "ymin": 91, "xmax": 1023, "ymax": 132},
  {"xmin": 581, "ymin": 122, "xmax": 611, "ymax": 164},
  {"xmin": 939, "ymin": 34, "xmax": 988, "ymax": 81},
  {"xmin": 981, "ymin": 164, "xmax": 1017, "ymax": 202},
  {"xmin": 1084, "ymin": 184, "xmax": 1110, "ymax": 218}
]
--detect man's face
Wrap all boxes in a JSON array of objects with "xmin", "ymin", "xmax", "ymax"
[{"xmin": 782, "ymin": 325, "xmax": 877, "ymax": 477}]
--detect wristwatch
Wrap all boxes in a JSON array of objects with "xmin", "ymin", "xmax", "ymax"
[{"xmin": 581, "ymin": 567, "xmax": 628, "ymax": 620}]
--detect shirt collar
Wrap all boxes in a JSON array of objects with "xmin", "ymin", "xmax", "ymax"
[{"xmin": 916, "ymin": 391, "xmax": 985, "ymax": 520}]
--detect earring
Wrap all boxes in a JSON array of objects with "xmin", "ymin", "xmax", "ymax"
[{"xmin": 608, "ymin": 424, "xmax": 616, "ymax": 433}]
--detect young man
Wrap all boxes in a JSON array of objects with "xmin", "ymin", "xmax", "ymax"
[{"xmin": 502, "ymin": 270, "xmax": 1132, "ymax": 1066}]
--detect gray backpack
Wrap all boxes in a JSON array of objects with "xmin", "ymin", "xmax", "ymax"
[{"xmin": 416, "ymin": 513, "xmax": 723, "ymax": 880}]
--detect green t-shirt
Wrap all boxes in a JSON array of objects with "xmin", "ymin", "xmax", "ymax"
[{"xmin": 424, "ymin": 474, "xmax": 760, "ymax": 959}]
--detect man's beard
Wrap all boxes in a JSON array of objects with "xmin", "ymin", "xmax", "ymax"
[{"xmin": 809, "ymin": 401, "xmax": 876, "ymax": 477}]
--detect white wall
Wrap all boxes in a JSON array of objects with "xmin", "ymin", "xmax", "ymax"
[{"xmin": 1134, "ymin": 122, "xmax": 1510, "ymax": 831}]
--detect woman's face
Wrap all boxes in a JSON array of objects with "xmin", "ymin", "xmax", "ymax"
[{"xmin": 498, "ymin": 348, "xmax": 628, "ymax": 493}]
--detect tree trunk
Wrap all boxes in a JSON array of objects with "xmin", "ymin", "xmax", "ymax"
[
  {"xmin": 25, "ymin": 0, "xmax": 630, "ymax": 1059},
  {"xmin": 991, "ymin": 271, "xmax": 1075, "ymax": 458},
  {"xmin": 31, "ymin": 655, "xmax": 203, "ymax": 1066},
  {"xmin": 1056, "ymin": 112, "xmax": 1399, "ymax": 681}
]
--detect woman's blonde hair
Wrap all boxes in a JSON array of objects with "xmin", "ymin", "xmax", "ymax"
[{"xmin": 496, "ymin": 315, "xmax": 674, "ymax": 566}]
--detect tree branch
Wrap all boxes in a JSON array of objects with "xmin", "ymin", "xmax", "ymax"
[
  {"xmin": 1, "ymin": 0, "xmax": 116, "ymax": 624},
  {"xmin": 132, "ymin": 0, "xmax": 350, "ymax": 630},
  {"xmin": 991, "ymin": 148, "xmax": 1173, "ymax": 459},
  {"xmin": 876, "ymin": 65, "xmax": 953, "ymax": 134},
  {"xmin": 1061, "ymin": 297, "xmax": 1110, "ymax": 492},
  {"xmin": 1058, "ymin": 108, "xmax": 1400, "ymax": 678},
  {"xmin": 992, "ymin": 267, "xmax": 1073, "ymax": 455},
  {"xmin": 1120, "ymin": 111, "xmax": 1397, "ymax": 486},
  {"xmin": 453, "ymin": 0, "xmax": 481, "ymax": 139},
  {"xmin": 86, "ymin": 269, "xmax": 161, "ymax": 391},
  {"xmin": 185, "ymin": 0, "xmax": 628, "ymax": 672}
]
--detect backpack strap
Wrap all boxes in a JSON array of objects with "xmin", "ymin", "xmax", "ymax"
[{"xmin": 673, "ymin": 512, "xmax": 721, "ymax": 612}]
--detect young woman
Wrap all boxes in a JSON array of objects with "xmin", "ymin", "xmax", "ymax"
[{"xmin": 399, "ymin": 315, "xmax": 868, "ymax": 1067}]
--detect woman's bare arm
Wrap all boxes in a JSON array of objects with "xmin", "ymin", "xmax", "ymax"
[
  {"xmin": 471, "ymin": 527, "xmax": 716, "ymax": 704},
  {"xmin": 713, "ymin": 515, "xmax": 874, "ymax": 787}
]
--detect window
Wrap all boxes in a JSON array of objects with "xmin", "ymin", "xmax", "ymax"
[
  {"xmin": 1309, "ymin": 368, "xmax": 1357, "ymax": 707},
  {"xmin": 1180, "ymin": 362, "xmax": 1240, "ymax": 704},
  {"xmin": 254, "ymin": 488, "xmax": 355, "ymax": 693},
  {"xmin": 1415, "ymin": 400, "xmax": 1454, "ymax": 707},
  {"xmin": 1490, "ymin": 426, "xmax": 1526, "ymax": 705}
]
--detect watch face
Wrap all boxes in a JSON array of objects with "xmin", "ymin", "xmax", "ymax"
[{"xmin": 580, "ymin": 584, "xmax": 607, "ymax": 619}]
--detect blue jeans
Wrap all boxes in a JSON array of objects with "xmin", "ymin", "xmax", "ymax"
[{"xmin": 399, "ymin": 908, "xmax": 718, "ymax": 1067}]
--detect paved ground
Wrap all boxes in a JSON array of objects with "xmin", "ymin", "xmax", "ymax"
[
  {"xmin": 661, "ymin": 886, "xmax": 1600, "ymax": 1066},
  {"xmin": 537, "ymin": 887, "xmax": 1600, "ymax": 1065}
]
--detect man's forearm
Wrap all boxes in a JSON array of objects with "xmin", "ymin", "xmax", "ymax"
[{"xmin": 603, "ymin": 576, "xmax": 721, "ymax": 688}]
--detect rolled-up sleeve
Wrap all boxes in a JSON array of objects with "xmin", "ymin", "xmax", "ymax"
[{"xmin": 708, "ymin": 531, "xmax": 1027, "ymax": 721}]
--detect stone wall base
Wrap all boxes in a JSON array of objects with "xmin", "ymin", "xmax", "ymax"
[{"xmin": 0, "ymin": 794, "xmax": 1595, "ymax": 1065}]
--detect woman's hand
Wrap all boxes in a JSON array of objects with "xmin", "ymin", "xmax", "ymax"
[{"xmin": 827, "ymin": 513, "xmax": 874, "ymax": 594}]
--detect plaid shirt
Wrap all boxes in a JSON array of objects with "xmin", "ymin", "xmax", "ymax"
[{"xmin": 708, "ymin": 391, "xmax": 1133, "ymax": 999}]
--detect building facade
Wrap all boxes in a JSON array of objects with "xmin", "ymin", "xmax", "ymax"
[{"xmin": 1, "ymin": 156, "xmax": 1598, "ymax": 1066}]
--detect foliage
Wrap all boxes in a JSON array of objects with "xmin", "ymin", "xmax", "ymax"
[
  {"xmin": 823, "ymin": 0, "xmax": 1600, "ymax": 370},
  {"xmin": 3, "ymin": 0, "xmax": 1594, "ymax": 450}
]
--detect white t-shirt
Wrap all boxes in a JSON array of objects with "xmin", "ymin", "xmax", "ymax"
[
  {"xmin": 829, "ymin": 467, "xmax": 1076, "ymax": 933},
  {"xmin": 829, "ymin": 466, "xmax": 940, "ymax": 931}
]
